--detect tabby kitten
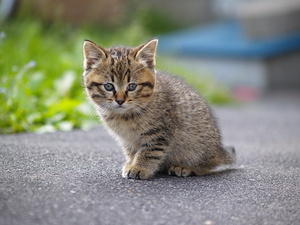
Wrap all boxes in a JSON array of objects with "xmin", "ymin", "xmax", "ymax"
[{"xmin": 83, "ymin": 39, "xmax": 235, "ymax": 180}]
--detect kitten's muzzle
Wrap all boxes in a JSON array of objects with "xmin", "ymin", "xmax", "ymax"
[{"xmin": 116, "ymin": 99, "xmax": 125, "ymax": 105}]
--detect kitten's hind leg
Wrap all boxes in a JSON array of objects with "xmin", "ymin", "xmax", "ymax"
[
  {"xmin": 168, "ymin": 165, "xmax": 215, "ymax": 177},
  {"xmin": 168, "ymin": 165, "xmax": 194, "ymax": 177}
]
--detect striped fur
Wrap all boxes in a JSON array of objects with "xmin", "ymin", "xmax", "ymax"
[{"xmin": 83, "ymin": 39, "xmax": 236, "ymax": 179}]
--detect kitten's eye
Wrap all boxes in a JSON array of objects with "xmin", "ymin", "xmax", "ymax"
[
  {"xmin": 127, "ymin": 83, "xmax": 137, "ymax": 91},
  {"xmin": 104, "ymin": 83, "xmax": 115, "ymax": 91}
]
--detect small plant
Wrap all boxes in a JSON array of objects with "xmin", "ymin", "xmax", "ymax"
[{"xmin": 0, "ymin": 18, "xmax": 98, "ymax": 133}]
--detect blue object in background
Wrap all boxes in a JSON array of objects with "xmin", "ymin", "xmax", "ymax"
[{"xmin": 158, "ymin": 21, "xmax": 300, "ymax": 58}]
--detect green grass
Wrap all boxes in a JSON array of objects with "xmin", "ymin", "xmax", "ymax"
[{"xmin": 0, "ymin": 13, "xmax": 232, "ymax": 134}]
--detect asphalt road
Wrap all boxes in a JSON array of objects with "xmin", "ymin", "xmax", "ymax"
[{"xmin": 1, "ymin": 91, "xmax": 300, "ymax": 225}]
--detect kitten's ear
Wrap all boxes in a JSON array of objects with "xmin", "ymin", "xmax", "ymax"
[
  {"xmin": 83, "ymin": 40, "xmax": 107, "ymax": 70},
  {"xmin": 134, "ymin": 39, "xmax": 158, "ymax": 69}
]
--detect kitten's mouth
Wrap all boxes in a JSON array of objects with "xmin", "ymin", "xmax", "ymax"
[
  {"xmin": 111, "ymin": 104, "xmax": 130, "ymax": 113},
  {"xmin": 115, "ymin": 104, "xmax": 126, "ymax": 109}
]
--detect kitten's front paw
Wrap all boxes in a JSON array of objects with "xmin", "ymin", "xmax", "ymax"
[{"xmin": 122, "ymin": 164, "xmax": 153, "ymax": 180}]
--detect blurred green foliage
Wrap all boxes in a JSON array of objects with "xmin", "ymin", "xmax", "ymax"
[{"xmin": 0, "ymin": 8, "xmax": 232, "ymax": 134}]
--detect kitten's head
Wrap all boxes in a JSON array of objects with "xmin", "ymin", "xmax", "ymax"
[{"xmin": 83, "ymin": 39, "xmax": 158, "ymax": 114}]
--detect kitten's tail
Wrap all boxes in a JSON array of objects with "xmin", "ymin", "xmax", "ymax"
[{"xmin": 221, "ymin": 146, "xmax": 236, "ymax": 165}]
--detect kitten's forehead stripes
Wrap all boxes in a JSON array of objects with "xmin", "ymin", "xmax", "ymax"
[
  {"xmin": 110, "ymin": 49, "xmax": 122, "ymax": 60},
  {"xmin": 111, "ymin": 74, "xmax": 115, "ymax": 82},
  {"xmin": 110, "ymin": 69, "xmax": 116, "ymax": 81},
  {"xmin": 126, "ymin": 69, "xmax": 131, "ymax": 83},
  {"xmin": 107, "ymin": 49, "xmax": 134, "ymax": 82}
]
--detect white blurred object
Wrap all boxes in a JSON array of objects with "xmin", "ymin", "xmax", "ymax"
[
  {"xmin": 212, "ymin": 0, "xmax": 251, "ymax": 18},
  {"xmin": 238, "ymin": 0, "xmax": 300, "ymax": 39},
  {"xmin": 213, "ymin": 0, "xmax": 300, "ymax": 39}
]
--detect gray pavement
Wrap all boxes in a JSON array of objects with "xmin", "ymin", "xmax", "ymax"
[{"xmin": 1, "ymin": 91, "xmax": 300, "ymax": 225}]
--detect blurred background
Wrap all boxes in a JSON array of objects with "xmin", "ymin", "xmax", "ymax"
[{"xmin": 1, "ymin": 0, "xmax": 300, "ymax": 134}]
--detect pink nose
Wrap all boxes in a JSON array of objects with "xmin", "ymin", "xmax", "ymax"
[{"xmin": 116, "ymin": 99, "xmax": 125, "ymax": 105}]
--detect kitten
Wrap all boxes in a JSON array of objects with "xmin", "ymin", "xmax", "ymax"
[{"xmin": 82, "ymin": 39, "xmax": 236, "ymax": 180}]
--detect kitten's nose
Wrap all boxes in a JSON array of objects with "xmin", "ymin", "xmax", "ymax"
[{"xmin": 116, "ymin": 99, "xmax": 125, "ymax": 105}]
